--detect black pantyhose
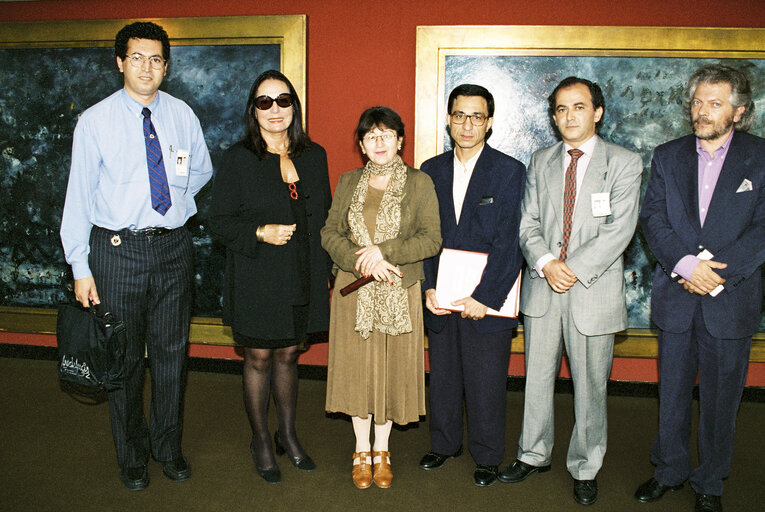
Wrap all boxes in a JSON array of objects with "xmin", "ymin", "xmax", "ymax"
[{"xmin": 243, "ymin": 345, "xmax": 307, "ymax": 470}]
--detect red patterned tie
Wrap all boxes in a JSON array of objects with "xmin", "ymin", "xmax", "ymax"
[{"xmin": 560, "ymin": 148, "xmax": 583, "ymax": 262}]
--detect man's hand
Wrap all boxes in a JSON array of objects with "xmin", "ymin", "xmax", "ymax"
[
  {"xmin": 424, "ymin": 288, "xmax": 451, "ymax": 316},
  {"xmin": 452, "ymin": 296, "xmax": 488, "ymax": 320},
  {"xmin": 74, "ymin": 276, "xmax": 100, "ymax": 307},
  {"xmin": 542, "ymin": 259, "xmax": 578, "ymax": 293},
  {"xmin": 681, "ymin": 260, "xmax": 727, "ymax": 296}
]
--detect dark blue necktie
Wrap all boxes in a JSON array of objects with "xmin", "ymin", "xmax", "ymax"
[{"xmin": 142, "ymin": 107, "xmax": 171, "ymax": 215}]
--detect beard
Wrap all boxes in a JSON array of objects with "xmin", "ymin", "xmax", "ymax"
[{"xmin": 692, "ymin": 113, "xmax": 735, "ymax": 141}]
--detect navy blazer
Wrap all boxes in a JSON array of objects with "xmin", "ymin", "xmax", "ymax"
[
  {"xmin": 422, "ymin": 144, "xmax": 526, "ymax": 333},
  {"xmin": 640, "ymin": 131, "xmax": 765, "ymax": 339}
]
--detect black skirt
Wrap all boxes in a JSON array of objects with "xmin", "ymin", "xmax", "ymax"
[{"xmin": 232, "ymin": 304, "xmax": 309, "ymax": 349}]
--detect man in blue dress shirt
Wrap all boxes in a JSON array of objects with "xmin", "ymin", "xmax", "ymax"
[{"xmin": 60, "ymin": 22, "xmax": 212, "ymax": 491}]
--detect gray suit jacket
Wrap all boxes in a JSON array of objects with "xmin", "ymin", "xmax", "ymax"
[{"xmin": 519, "ymin": 136, "xmax": 643, "ymax": 336}]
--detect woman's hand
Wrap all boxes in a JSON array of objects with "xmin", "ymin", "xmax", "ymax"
[
  {"xmin": 369, "ymin": 259, "xmax": 403, "ymax": 284},
  {"xmin": 262, "ymin": 224, "xmax": 296, "ymax": 245},
  {"xmin": 354, "ymin": 245, "xmax": 384, "ymax": 276}
]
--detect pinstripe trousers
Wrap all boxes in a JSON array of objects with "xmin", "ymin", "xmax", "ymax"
[{"xmin": 89, "ymin": 226, "xmax": 194, "ymax": 468}]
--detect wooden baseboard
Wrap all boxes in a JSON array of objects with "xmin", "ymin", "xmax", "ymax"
[{"xmin": 1, "ymin": 306, "xmax": 763, "ymax": 362}]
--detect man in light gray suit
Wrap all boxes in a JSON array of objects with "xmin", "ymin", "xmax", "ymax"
[{"xmin": 498, "ymin": 77, "xmax": 642, "ymax": 506}]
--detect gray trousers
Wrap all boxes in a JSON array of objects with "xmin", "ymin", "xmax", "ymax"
[{"xmin": 518, "ymin": 291, "xmax": 614, "ymax": 480}]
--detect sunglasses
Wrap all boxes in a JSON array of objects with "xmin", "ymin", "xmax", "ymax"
[{"xmin": 254, "ymin": 93, "xmax": 294, "ymax": 110}]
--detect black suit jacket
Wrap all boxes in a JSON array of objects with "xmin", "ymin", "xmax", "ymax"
[
  {"xmin": 422, "ymin": 144, "xmax": 526, "ymax": 333},
  {"xmin": 208, "ymin": 141, "xmax": 332, "ymax": 339}
]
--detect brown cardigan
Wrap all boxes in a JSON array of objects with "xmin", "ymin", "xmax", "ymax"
[{"xmin": 321, "ymin": 165, "xmax": 442, "ymax": 289}]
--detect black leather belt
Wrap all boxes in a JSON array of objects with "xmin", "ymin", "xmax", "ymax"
[{"xmin": 117, "ymin": 227, "xmax": 177, "ymax": 238}]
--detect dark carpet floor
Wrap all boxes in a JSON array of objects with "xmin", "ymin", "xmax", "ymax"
[{"xmin": 1, "ymin": 357, "xmax": 763, "ymax": 512}]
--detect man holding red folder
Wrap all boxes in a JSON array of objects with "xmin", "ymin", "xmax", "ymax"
[{"xmin": 420, "ymin": 84, "xmax": 526, "ymax": 486}]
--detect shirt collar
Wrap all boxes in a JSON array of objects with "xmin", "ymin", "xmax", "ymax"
[
  {"xmin": 120, "ymin": 88, "xmax": 162, "ymax": 118},
  {"xmin": 696, "ymin": 129, "xmax": 734, "ymax": 160},
  {"xmin": 563, "ymin": 134, "xmax": 598, "ymax": 157},
  {"xmin": 453, "ymin": 144, "xmax": 484, "ymax": 174}
]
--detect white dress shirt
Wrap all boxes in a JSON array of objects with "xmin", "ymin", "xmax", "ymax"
[{"xmin": 452, "ymin": 145, "xmax": 484, "ymax": 223}]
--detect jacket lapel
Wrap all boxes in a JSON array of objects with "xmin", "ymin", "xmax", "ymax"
[
  {"xmin": 671, "ymin": 136, "xmax": 702, "ymax": 235},
  {"xmin": 436, "ymin": 152, "xmax": 458, "ymax": 233},
  {"xmin": 540, "ymin": 142, "xmax": 565, "ymax": 231}
]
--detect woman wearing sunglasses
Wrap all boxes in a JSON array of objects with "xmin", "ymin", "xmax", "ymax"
[
  {"xmin": 209, "ymin": 70, "xmax": 332, "ymax": 484},
  {"xmin": 321, "ymin": 106, "xmax": 441, "ymax": 489}
]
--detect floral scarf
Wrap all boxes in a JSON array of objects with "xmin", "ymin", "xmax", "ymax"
[{"xmin": 347, "ymin": 155, "xmax": 411, "ymax": 339}]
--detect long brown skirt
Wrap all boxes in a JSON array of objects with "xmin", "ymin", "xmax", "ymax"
[{"xmin": 325, "ymin": 269, "xmax": 426, "ymax": 425}]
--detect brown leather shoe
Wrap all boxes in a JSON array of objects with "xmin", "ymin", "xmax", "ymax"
[
  {"xmin": 352, "ymin": 452, "xmax": 373, "ymax": 489},
  {"xmin": 373, "ymin": 451, "xmax": 392, "ymax": 488}
]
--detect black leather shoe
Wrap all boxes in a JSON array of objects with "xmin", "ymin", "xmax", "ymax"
[
  {"xmin": 250, "ymin": 441, "xmax": 281, "ymax": 484},
  {"xmin": 161, "ymin": 455, "xmax": 191, "ymax": 482},
  {"xmin": 574, "ymin": 479, "xmax": 598, "ymax": 505},
  {"xmin": 120, "ymin": 464, "xmax": 149, "ymax": 491},
  {"xmin": 695, "ymin": 493, "xmax": 722, "ymax": 512},
  {"xmin": 418, "ymin": 445, "xmax": 463, "ymax": 470},
  {"xmin": 274, "ymin": 431, "xmax": 316, "ymax": 471},
  {"xmin": 498, "ymin": 459, "xmax": 551, "ymax": 483},
  {"xmin": 634, "ymin": 477, "xmax": 683, "ymax": 502},
  {"xmin": 474, "ymin": 465, "xmax": 499, "ymax": 487}
]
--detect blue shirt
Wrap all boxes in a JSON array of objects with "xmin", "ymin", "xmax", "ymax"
[{"xmin": 60, "ymin": 89, "xmax": 213, "ymax": 279}]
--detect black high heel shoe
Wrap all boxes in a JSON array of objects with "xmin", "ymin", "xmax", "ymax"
[
  {"xmin": 274, "ymin": 431, "xmax": 316, "ymax": 471},
  {"xmin": 250, "ymin": 439, "xmax": 281, "ymax": 484}
]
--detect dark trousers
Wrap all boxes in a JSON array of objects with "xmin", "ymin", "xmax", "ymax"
[
  {"xmin": 652, "ymin": 303, "xmax": 751, "ymax": 496},
  {"xmin": 89, "ymin": 226, "xmax": 194, "ymax": 468},
  {"xmin": 427, "ymin": 314, "xmax": 512, "ymax": 465}
]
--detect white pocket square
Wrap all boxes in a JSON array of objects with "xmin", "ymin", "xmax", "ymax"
[{"xmin": 736, "ymin": 179, "xmax": 752, "ymax": 193}]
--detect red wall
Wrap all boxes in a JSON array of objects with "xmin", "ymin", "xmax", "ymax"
[{"xmin": 2, "ymin": 1, "xmax": 764, "ymax": 385}]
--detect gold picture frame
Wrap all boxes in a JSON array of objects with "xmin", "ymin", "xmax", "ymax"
[
  {"xmin": 0, "ymin": 15, "xmax": 307, "ymax": 116},
  {"xmin": 0, "ymin": 15, "xmax": 306, "ymax": 345},
  {"xmin": 413, "ymin": 25, "xmax": 765, "ymax": 360},
  {"xmin": 415, "ymin": 25, "xmax": 765, "ymax": 165}
]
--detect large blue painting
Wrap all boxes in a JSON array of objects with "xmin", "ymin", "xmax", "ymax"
[
  {"xmin": 0, "ymin": 44, "xmax": 280, "ymax": 316},
  {"xmin": 443, "ymin": 55, "xmax": 765, "ymax": 330}
]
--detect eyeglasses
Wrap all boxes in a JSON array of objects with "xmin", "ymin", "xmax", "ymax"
[
  {"xmin": 125, "ymin": 53, "xmax": 166, "ymax": 70},
  {"xmin": 450, "ymin": 111, "xmax": 489, "ymax": 126},
  {"xmin": 363, "ymin": 131, "xmax": 397, "ymax": 144},
  {"xmin": 254, "ymin": 93, "xmax": 294, "ymax": 110}
]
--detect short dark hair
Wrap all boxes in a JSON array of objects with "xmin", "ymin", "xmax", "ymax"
[
  {"xmin": 684, "ymin": 64, "xmax": 754, "ymax": 132},
  {"xmin": 355, "ymin": 106, "xmax": 405, "ymax": 142},
  {"xmin": 243, "ymin": 69, "xmax": 312, "ymax": 159},
  {"xmin": 115, "ymin": 22, "xmax": 170, "ymax": 61},
  {"xmin": 547, "ymin": 76, "xmax": 606, "ymax": 131},
  {"xmin": 447, "ymin": 84, "xmax": 495, "ymax": 117}
]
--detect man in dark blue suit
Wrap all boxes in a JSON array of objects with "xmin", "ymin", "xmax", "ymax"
[
  {"xmin": 418, "ymin": 84, "xmax": 526, "ymax": 486},
  {"xmin": 636, "ymin": 65, "xmax": 765, "ymax": 512}
]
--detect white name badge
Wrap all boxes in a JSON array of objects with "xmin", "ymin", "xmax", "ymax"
[
  {"xmin": 175, "ymin": 149, "xmax": 189, "ymax": 176},
  {"xmin": 591, "ymin": 192, "xmax": 611, "ymax": 217}
]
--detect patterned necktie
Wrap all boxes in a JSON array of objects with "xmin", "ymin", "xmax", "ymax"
[
  {"xmin": 142, "ymin": 107, "xmax": 171, "ymax": 215},
  {"xmin": 560, "ymin": 148, "xmax": 583, "ymax": 262}
]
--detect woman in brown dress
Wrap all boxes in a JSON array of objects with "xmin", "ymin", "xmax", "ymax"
[{"xmin": 321, "ymin": 106, "xmax": 441, "ymax": 489}]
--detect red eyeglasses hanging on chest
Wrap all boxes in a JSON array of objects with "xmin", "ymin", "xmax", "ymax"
[{"xmin": 288, "ymin": 182, "xmax": 298, "ymax": 200}]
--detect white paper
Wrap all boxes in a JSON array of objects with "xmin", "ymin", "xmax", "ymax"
[{"xmin": 434, "ymin": 248, "xmax": 521, "ymax": 318}]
